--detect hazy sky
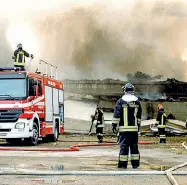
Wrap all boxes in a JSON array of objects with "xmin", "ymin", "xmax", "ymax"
[{"xmin": 1, "ymin": 0, "xmax": 187, "ymax": 80}]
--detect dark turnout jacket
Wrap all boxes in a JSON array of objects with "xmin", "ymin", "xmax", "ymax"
[
  {"xmin": 113, "ymin": 94, "xmax": 142, "ymax": 132},
  {"xmin": 14, "ymin": 49, "xmax": 30, "ymax": 64}
]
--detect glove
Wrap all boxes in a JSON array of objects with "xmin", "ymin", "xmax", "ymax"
[
  {"xmin": 112, "ymin": 123, "xmax": 117, "ymax": 134},
  {"xmin": 30, "ymin": 54, "xmax": 34, "ymax": 59},
  {"xmin": 12, "ymin": 56, "xmax": 15, "ymax": 59}
]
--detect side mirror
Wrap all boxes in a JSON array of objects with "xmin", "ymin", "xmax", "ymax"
[{"xmin": 27, "ymin": 96, "xmax": 34, "ymax": 101}]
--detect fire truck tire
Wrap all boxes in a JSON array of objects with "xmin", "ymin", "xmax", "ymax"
[
  {"xmin": 25, "ymin": 122, "xmax": 39, "ymax": 146},
  {"xmin": 50, "ymin": 125, "xmax": 59, "ymax": 142},
  {"xmin": 45, "ymin": 125, "xmax": 59, "ymax": 142},
  {"xmin": 53, "ymin": 126, "xmax": 59, "ymax": 142}
]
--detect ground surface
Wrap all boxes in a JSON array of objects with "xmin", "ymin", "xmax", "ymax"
[{"xmin": 0, "ymin": 134, "xmax": 186, "ymax": 185}]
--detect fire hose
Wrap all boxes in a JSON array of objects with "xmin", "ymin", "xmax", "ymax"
[
  {"xmin": 0, "ymin": 141, "xmax": 156, "ymax": 152},
  {"xmin": 0, "ymin": 142, "xmax": 186, "ymax": 180},
  {"xmin": 25, "ymin": 57, "xmax": 34, "ymax": 70},
  {"xmin": 0, "ymin": 146, "xmax": 79, "ymax": 152},
  {"xmin": 165, "ymin": 142, "xmax": 187, "ymax": 185},
  {"xmin": 71, "ymin": 141, "xmax": 156, "ymax": 148}
]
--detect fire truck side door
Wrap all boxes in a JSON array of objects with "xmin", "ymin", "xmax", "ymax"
[
  {"xmin": 59, "ymin": 90, "xmax": 64, "ymax": 123},
  {"xmin": 28, "ymin": 78, "xmax": 36, "ymax": 97},
  {"xmin": 37, "ymin": 80, "xmax": 42, "ymax": 97}
]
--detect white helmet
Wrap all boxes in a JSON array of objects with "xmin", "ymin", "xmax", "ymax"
[{"xmin": 17, "ymin": 43, "xmax": 22, "ymax": 49}]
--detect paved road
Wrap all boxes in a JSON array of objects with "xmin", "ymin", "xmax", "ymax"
[
  {"xmin": 0, "ymin": 135, "xmax": 186, "ymax": 185},
  {"xmin": 0, "ymin": 175, "xmax": 171, "ymax": 185}
]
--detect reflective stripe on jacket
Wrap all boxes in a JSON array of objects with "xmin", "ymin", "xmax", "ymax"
[
  {"xmin": 112, "ymin": 94, "xmax": 142, "ymax": 132},
  {"xmin": 14, "ymin": 49, "xmax": 29, "ymax": 66},
  {"xmin": 96, "ymin": 108, "xmax": 105, "ymax": 128},
  {"xmin": 156, "ymin": 109, "xmax": 167, "ymax": 128}
]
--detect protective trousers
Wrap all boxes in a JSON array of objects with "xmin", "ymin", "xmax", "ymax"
[
  {"xmin": 118, "ymin": 132, "xmax": 140, "ymax": 168},
  {"xmin": 96, "ymin": 127, "xmax": 103, "ymax": 143},
  {"xmin": 158, "ymin": 128, "xmax": 166, "ymax": 143}
]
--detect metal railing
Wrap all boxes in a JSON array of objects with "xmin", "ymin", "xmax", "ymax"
[{"xmin": 39, "ymin": 59, "xmax": 58, "ymax": 80}]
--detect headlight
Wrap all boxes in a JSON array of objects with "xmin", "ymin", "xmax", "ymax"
[{"xmin": 15, "ymin": 122, "xmax": 25, "ymax": 129}]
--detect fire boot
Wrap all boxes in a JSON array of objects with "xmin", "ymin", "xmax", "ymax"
[{"xmin": 97, "ymin": 135, "xmax": 103, "ymax": 143}]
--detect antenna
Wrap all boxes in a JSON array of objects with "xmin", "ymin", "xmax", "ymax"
[{"xmin": 39, "ymin": 59, "xmax": 58, "ymax": 80}]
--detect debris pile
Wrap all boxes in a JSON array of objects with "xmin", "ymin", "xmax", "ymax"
[
  {"xmin": 127, "ymin": 71, "xmax": 164, "ymax": 81},
  {"xmin": 64, "ymin": 71, "xmax": 187, "ymax": 101},
  {"xmin": 141, "ymin": 119, "xmax": 187, "ymax": 136}
]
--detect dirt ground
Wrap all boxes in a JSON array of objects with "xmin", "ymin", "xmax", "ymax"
[{"xmin": 0, "ymin": 134, "xmax": 186, "ymax": 185}]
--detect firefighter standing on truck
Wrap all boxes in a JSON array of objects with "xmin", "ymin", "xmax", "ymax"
[
  {"xmin": 112, "ymin": 83, "xmax": 142, "ymax": 169},
  {"xmin": 156, "ymin": 104, "xmax": 167, "ymax": 143},
  {"xmin": 95, "ymin": 106, "xmax": 104, "ymax": 143},
  {"xmin": 13, "ymin": 43, "xmax": 34, "ymax": 70}
]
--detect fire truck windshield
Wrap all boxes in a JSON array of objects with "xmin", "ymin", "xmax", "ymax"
[{"xmin": 0, "ymin": 79, "xmax": 26, "ymax": 99}]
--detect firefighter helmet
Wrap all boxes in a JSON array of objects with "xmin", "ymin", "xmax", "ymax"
[
  {"xmin": 123, "ymin": 83, "xmax": 135, "ymax": 93},
  {"xmin": 17, "ymin": 43, "xmax": 22, "ymax": 49},
  {"xmin": 157, "ymin": 104, "xmax": 163, "ymax": 111}
]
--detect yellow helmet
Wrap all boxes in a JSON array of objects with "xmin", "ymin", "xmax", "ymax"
[{"xmin": 157, "ymin": 104, "xmax": 163, "ymax": 111}]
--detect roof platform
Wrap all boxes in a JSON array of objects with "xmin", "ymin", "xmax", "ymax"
[{"xmin": 0, "ymin": 67, "xmax": 23, "ymax": 72}]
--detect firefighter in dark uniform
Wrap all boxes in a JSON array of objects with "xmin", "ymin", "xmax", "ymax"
[
  {"xmin": 95, "ymin": 106, "xmax": 104, "ymax": 143},
  {"xmin": 156, "ymin": 104, "xmax": 167, "ymax": 143},
  {"xmin": 13, "ymin": 43, "xmax": 34, "ymax": 70},
  {"xmin": 112, "ymin": 83, "xmax": 142, "ymax": 169}
]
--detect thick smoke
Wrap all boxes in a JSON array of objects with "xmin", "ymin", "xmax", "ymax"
[
  {"xmin": 0, "ymin": 20, "xmax": 12, "ymax": 66},
  {"xmin": 2, "ymin": 0, "xmax": 187, "ymax": 80}
]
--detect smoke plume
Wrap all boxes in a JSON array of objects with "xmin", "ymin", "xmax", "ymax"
[{"xmin": 1, "ymin": 0, "xmax": 187, "ymax": 80}]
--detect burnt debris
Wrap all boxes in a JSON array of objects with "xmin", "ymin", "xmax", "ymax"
[{"xmin": 64, "ymin": 71, "xmax": 187, "ymax": 101}]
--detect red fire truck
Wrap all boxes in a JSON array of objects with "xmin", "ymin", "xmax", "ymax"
[{"xmin": 0, "ymin": 64, "xmax": 64, "ymax": 145}]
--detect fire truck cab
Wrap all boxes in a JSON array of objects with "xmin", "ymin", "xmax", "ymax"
[{"xmin": 0, "ymin": 67, "xmax": 64, "ymax": 145}]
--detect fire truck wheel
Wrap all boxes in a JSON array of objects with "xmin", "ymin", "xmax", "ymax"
[
  {"xmin": 48, "ymin": 125, "xmax": 59, "ymax": 142},
  {"xmin": 45, "ymin": 125, "xmax": 59, "ymax": 142},
  {"xmin": 53, "ymin": 126, "xmax": 59, "ymax": 142},
  {"xmin": 25, "ymin": 122, "xmax": 39, "ymax": 146}
]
